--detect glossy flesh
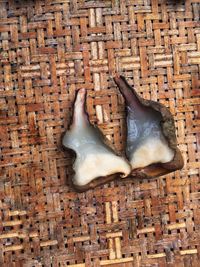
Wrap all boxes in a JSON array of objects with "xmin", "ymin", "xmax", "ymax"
[
  {"xmin": 114, "ymin": 76, "xmax": 174, "ymax": 170},
  {"xmin": 62, "ymin": 89, "xmax": 131, "ymax": 186},
  {"xmin": 126, "ymin": 106, "xmax": 174, "ymax": 169}
]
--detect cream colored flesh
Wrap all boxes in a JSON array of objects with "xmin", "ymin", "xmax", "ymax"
[
  {"xmin": 63, "ymin": 89, "xmax": 131, "ymax": 187},
  {"xmin": 130, "ymin": 136, "xmax": 174, "ymax": 169},
  {"xmin": 73, "ymin": 146, "xmax": 131, "ymax": 186},
  {"xmin": 126, "ymin": 105, "xmax": 174, "ymax": 170}
]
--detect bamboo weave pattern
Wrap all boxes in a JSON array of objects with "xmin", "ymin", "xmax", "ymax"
[{"xmin": 0, "ymin": 0, "xmax": 200, "ymax": 266}]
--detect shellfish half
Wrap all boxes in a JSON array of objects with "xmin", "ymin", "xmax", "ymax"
[
  {"xmin": 62, "ymin": 88, "xmax": 131, "ymax": 191},
  {"xmin": 114, "ymin": 75, "xmax": 184, "ymax": 178}
]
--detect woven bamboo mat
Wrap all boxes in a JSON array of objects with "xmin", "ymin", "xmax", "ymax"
[{"xmin": 0, "ymin": 0, "xmax": 200, "ymax": 266}]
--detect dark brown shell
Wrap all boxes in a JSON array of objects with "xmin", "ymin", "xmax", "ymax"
[{"xmin": 114, "ymin": 74, "xmax": 184, "ymax": 179}]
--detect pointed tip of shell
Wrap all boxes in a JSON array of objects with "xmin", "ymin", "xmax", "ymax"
[
  {"xmin": 113, "ymin": 73, "xmax": 121, "ymax": 82},
  {"xmin": 77, "ymin": 88, "xmax": 86, "ymax": 99},
  {"xmin": 75, "ymin": 88, "xmax": 87, "ymax": 106},
  {"xmin": 78, "ymin": 88, "xmax": 86, "ymax": 94}
]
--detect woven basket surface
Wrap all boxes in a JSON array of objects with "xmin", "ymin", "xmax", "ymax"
[{"xmin": 0, "ymin": 0, "xmax": 200, "ymax": 266}]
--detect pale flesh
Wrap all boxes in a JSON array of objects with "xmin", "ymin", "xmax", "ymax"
[
  {"xmin": 127, "ymin": 106, "xmax": 174, "ymax": 169},
  {"xmin": 62, "ymin": 89, "xmax": 131, "ymax": 186},
  {"xmin": 114, "ymin": 76, "xmax": 174, "ymax": 170}
]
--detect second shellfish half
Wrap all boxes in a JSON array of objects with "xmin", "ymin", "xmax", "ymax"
[{"xmin": 114, "ymin": 75, "xmax": 184, "ymax": 179}]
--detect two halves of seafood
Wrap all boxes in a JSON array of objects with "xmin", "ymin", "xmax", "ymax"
[{"xmin": 62, "ymin": 75, "xmax": 184, "ymax": 192}]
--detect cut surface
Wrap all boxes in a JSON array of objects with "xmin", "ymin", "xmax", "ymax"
[
  {"xmin": 73, "ymin": 146, "xmax": 131, "ymax": 186},
  {"xmin": 114, "ymin": 76, "xmax": 175, "ymax": 172},
  {"xmin": 62, "ymin": 88, "xmax": 131, "ymax": 187},
  {"xmin": 126, "ymin": 106, "xmax": 174, "ymax": 169}
]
